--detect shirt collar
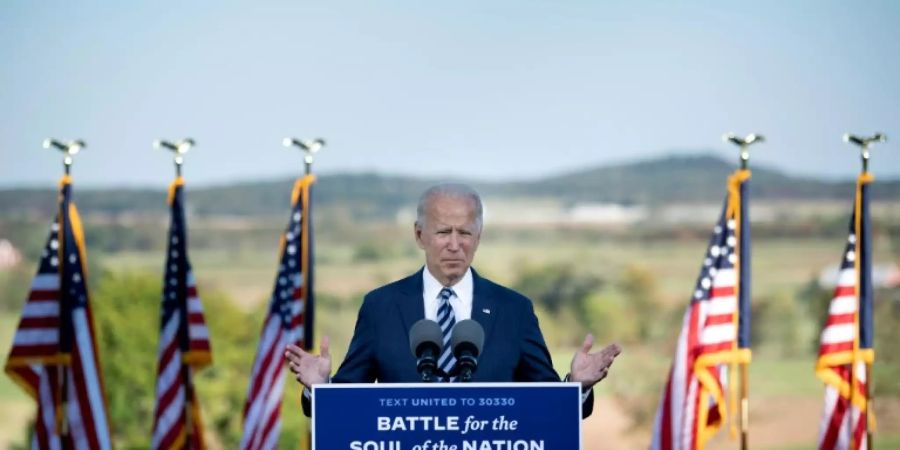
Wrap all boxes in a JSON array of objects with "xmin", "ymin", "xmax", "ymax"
[{"xmin": 422, "ymin": 266, "xmax": 473, "ymax": 302}]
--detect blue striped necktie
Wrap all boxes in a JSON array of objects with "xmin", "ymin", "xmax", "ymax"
[{"xmin": 436, "ymin": 287, "xmax": 457, "ymax": 382}]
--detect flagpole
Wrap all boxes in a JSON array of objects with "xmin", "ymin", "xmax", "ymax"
[
  {"xmin": 155, "ymin": 138, "xmax": 197, "ymax": 447},
  {"xmin": 281, "ymin": 135, "xmax": 324, "ymax": 349},
  {"xmin": 282, "ymin": 137, "xmax": 325, "ymax": 450},
  {"xmin": 843, "ymin": 132, "xmax": 886, "ymax": 450},
  {"xmin": 43, "ymin": 138, "xmax": 86, "ymax": 444},
  {"xmin": 723, "ymin": 132, "xmax": 763, "ymax": 450}
]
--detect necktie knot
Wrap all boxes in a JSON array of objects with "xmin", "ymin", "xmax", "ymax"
[{"xmin": 439, "ymin": 287, "xmax": 455, "ymax": 302}]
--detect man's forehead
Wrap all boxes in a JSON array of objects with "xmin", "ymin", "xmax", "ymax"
[
  {"xmin": 425, "ymin": 206, "xmax": 479, "ymax": 229},
  {"xmin": 427, "ymin": 201, "xmax": 478, "ymax": 220},
  {"xmin": 428, "ymin": 210, "xmax": 477, "ymax": 223},
  {"xmin": 426, "ymin": 193, "xmax": 477, "ymax": 210},
  {"xmin": 418, "ymin": 192, "xmax": 482, "ymax": 232}
]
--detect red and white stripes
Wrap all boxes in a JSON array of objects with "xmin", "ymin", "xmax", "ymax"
[
  {"xmin": 6, "ymin": 188, "xmax": 113, "ymax": 450},
  {"xmin": 151, "ymin": 179, "xmax": 211, "ymax": 450},
  {"xmin": 240, "ymin": 315, "xmax": 291, "ymax": 450},
  {"xmin": 816, "ymin": 264, "xmax": 867, "ymax": 450},
  {"xmin": 240, "ymin": 176, "xmax": 314, "ymax": 450}
]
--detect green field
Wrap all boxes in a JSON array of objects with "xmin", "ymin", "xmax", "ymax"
[
  {"xmin": 1, "ymin": 221, "xmax": 898, "ymax": 449},
  {"xmin": 97, "ymin": 226, "xmax": 896, "ymax": 307}
]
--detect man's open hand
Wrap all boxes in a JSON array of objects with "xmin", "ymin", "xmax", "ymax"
[
  {"xmin": 284, "ymin": 336, "xmax": 332, "ymax": 388},
  {"xmin": 569, "ymin": 334, "xmax": 622, "ymax": 388}
]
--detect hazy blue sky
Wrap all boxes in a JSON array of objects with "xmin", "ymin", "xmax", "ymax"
[{"xmin": 1, "ymin": 1, "xmax": 898, "ymax": 187}]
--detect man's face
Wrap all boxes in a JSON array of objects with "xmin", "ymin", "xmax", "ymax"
[{"xmin": 415, "ymin": 194, "xmax": 482, "ymax": 286}]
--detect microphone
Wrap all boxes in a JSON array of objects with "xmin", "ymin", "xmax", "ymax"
[
  {"xmin": 450, "ymin": 320, "xmax": 484, "ymax": 382},
  {"xmin": 409, "ymin": 319, "xmax": 443, "ymax": 382}
]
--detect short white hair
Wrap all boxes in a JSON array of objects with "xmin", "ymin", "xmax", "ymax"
[{"xmin": 415, "ymin": 183, "xmax": 483, "ymax": 230}]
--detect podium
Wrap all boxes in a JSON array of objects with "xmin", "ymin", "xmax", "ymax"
[{"xmin": 312, "ymin": 382, "xmax": 582, "ymax": 450}]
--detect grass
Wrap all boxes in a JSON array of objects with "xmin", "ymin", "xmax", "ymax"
[
  {"xmin": 0, "ymin": 315, "xmax": 27, "ymax": 401},
  {"xmin": 764, "ymin": 433, "xmax": 900, "ymax": 450},
  {"xmin": 1, "ymin": 223, "xmax": 896, "ymax": 449},
  {"xmin": 0, "ymin": 314, "xmax": 33, "ymax": 449},
  {"xmin": 98, "ymin": 230, "xmax": 892, "ymax": 312},
  {"xmin": 749, "ymin": 357, "xmax": 822, "ymax": 397}
]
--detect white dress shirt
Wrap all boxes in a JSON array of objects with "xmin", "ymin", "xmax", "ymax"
[{"xmin": 422, "ymin": 266, "xmax": 473, "ymax": 321}]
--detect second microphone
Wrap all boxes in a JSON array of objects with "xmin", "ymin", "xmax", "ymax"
[{"xmin": 409, "ymin": 319, "xmax": 485, "ymax": 382}]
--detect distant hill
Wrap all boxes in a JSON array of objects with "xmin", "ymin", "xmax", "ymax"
[
  {"xmin": 501, "ymin": 154, "xmax": 899, "ymax": 204},
  {"xmin": 1, "ymin": 154, "xmax": 897, "ymax": 219}
]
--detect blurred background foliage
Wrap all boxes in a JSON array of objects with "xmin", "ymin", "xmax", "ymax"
[
  {"xmin": 2, "ymin": 231, "xmax": 899, "ymax": 448},
  {"xmin": 1, "ymin": 159, "xmax": 899, "ymax": 448}
]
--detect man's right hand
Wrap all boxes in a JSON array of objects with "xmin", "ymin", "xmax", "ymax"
[{"xmin": 284, "ymin": 336, "xmax": 332, "ymax": 388}]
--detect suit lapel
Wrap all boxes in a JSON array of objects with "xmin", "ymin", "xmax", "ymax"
[
  {"xmin": 471, "ymin": 268, "xmax": 498, "ymax": 345},
  {"xmin": 396, "ymin": 268, "xmax": 426, "ymax": 333},
  {"xmin": 398, "ymin": 267, "xmax": 497, "ymax": 344}
]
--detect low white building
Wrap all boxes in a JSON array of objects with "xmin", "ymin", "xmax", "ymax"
[
  {"xmin": 0, "ymin": 239, "xmax": 22, "ymax": 270},
  {"xmin": 818, "ymin": 262, "xmax": 900, "ymax": 289}
]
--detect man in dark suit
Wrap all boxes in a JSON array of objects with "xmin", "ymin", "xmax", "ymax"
[{"xmin": 285, "ymin": 183, "xmax": 621, "ymax": 417}]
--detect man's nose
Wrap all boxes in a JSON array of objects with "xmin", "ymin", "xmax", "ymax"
[{"xmin": 447, "ymin": 232, "xmax": 460, "ymax": 250}]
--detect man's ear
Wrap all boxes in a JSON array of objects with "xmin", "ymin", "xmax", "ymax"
[{"xmin": 414, "ymin": 223, "xmax": 425, "ymax": 249}]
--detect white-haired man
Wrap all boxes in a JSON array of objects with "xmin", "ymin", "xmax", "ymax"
[{"xmin": 286, "ymin": 183, "xmax": 621, "ymax": 417}]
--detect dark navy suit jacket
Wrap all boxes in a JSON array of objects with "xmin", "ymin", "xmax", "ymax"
[{"xmin": 303, "ymin": 268, "xmax": 594, "ymax": 417}]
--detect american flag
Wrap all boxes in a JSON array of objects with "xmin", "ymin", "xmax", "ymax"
[
  {"xmin": 815, "ymin": 173, "xmax": 874, "ymax": 450},
  {"xmin": 651, "ymin": 169, "xmax": 752, "ymax": 450},
  {"xmin": 151, "ymin": 178, "xmax": 213, "ymax": 450},
  {"xmin": 4, "ymin": 176, "xmax": 113, "ymax": 450},
  {"xmin": 240, "ymin": 175, "xmax": 315, "ymax": 450}
]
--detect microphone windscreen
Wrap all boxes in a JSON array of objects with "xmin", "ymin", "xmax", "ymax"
[
  {"xmin": 409, "ymin": 319, "xmax": 443, "ymax": 356},
  {"xmin": 450, "ymin": 319, "xmax": 484, "ymax": 356}
]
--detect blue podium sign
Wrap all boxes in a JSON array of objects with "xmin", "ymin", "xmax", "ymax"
[{"xmin": 312, "ymin": 382, "xmax": 582, "ymax": 450}]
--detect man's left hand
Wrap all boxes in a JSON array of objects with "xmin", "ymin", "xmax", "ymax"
[{"xmin": 569, "ymin": 334, "xmax": 622, "ymax": 389}]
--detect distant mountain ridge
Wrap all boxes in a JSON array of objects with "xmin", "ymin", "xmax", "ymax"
[
  {"xmin": 505, "ymin": 154, "xmax": 894, "ymax": 204},
  {"xmin": 1, "ymin": 154, "xmax": 897, "ymax": 219}
]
